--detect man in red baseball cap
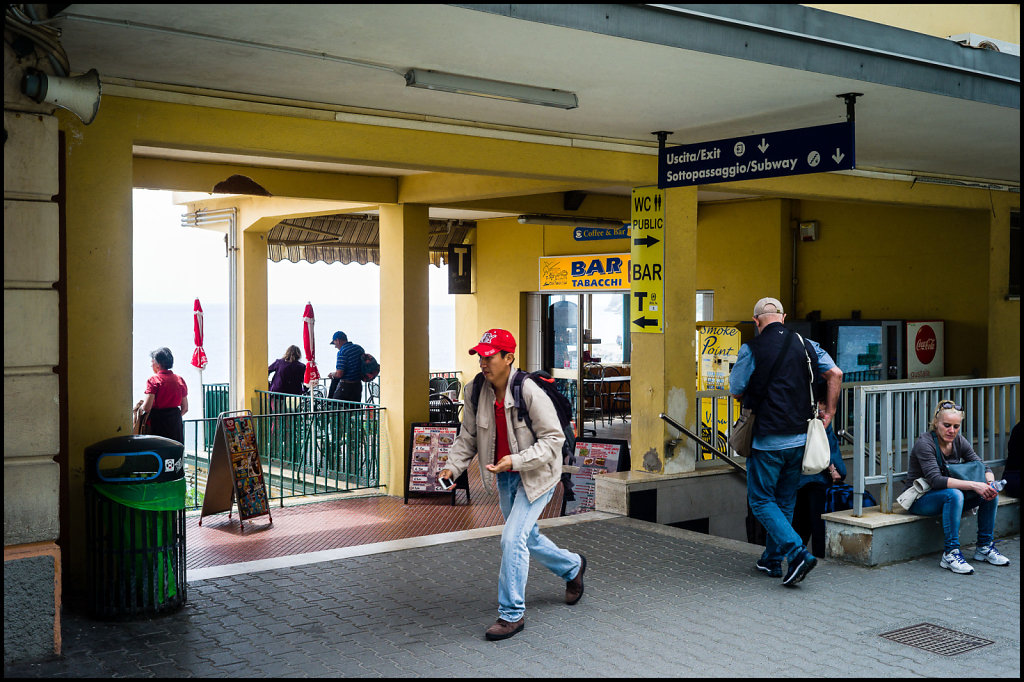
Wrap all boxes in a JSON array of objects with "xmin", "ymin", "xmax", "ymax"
[{"xmin": 440, "ymin": 328, "xmax": 586, "ymax": 641}]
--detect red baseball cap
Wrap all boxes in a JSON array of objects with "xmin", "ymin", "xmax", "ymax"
[{"xmin": 469, "ymin": 328, "xmax": 516, "ymax": 357}]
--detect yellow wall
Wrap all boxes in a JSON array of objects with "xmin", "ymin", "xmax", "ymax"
[
  {"xmin": 695, "ymin": 196, "xmax": 1019, "ymax": 379},
  {"xmin": 804, "ymin": 4, "xmax": 1020, "ymax": 43},
  {"xmin": 696, "ymin": 199, "xmax": 793, "ymax": 318},
  {"xmin": 456, "ymin": 217, "xmax": 546, "ymax": 382}
]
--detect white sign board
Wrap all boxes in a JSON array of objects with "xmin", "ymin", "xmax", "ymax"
[{"xmin": 906, "ymin": 320, "xmax": 944, "ymax": 378}]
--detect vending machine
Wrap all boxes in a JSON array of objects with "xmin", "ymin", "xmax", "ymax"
[{"xmin": 818, "ymin": 319, "xmax": 905, "ymax": 382}]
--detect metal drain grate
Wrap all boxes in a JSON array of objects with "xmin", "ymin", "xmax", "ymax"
[{"xmin": 880, "ymin": 623, "xmax": 994, "ymax": 656}]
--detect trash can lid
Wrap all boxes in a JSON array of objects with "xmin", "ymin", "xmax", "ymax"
[{"xmin": 86, "ymin": 434, "xmax": 184, "ymax": 454}]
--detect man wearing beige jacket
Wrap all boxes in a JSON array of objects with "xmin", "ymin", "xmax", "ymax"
[{"xmin": 439, "ymin": 328, "xmax": 586, "ymax": 641}]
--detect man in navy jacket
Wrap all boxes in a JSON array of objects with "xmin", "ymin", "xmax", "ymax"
[{"xmin": 730, "ymin": 297, "xmax": 842, "ymax": 587}]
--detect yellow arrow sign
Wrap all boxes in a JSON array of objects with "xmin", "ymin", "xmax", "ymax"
[{"xmin": 630, "ymin": 187, "xmax": 664, "ymax": 333}]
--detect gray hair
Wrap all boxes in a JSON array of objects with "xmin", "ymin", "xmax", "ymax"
[{"xmin": 150, "ymin": 347, "xmax": 174, "ymax": 370}]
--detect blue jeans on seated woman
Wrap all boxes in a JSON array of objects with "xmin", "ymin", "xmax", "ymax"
[
  {"xmin": 496, "ymin": 472, "xmax": 581, "ymax": 623},
  {"xmin": 909, "ymin": 487, "xmax": 998, "ymax": 553}
]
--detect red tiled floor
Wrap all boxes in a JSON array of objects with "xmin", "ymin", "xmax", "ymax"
[{"xmin": 185, "ymin": 463, "xmax": 564, "ymax": 570}]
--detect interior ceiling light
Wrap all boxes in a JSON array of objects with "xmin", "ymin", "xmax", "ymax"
[
  {"xmin": 404, "ymin": 69, "xmax": 578, "ymax": 109},
  {"xmin": 517, "ymin": 215, "xmax": 627, "ymax": 229}
]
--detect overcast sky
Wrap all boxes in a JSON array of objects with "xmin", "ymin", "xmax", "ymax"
[{"xmin": 132, "ymin": 189, "xmax": 452, "ymax": 307}]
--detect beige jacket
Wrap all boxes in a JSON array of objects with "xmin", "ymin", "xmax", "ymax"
[{"xmin": 445, "ymin": 367, "xmax": 564, "ymax": 503}]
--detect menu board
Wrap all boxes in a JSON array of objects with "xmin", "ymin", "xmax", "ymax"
[
  {"xmin": 404, "ymin": 422, "xmax": 467, "ymax": 503},
  {"xmin": 563, "ymin": 438, "xmax": 630, "ymax": 516},
  {"xmin": 199, "ymin": 410, "xmax": 272, "ymax": 528}
]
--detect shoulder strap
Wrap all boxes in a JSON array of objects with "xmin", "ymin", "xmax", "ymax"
[
  {"xmin": 793, "ymin": 332, "xmax": 816, "ymax": 415},
  {"xmin": 510, "ymin": 371, "xmax": 529, "ymax": 424},
  {"xmin": 932, "ymin": 432, "xmax": 950, "ymax": 476},
  {"xmin": 470, "ymin": 372, "xmax": 486, "ymax": 409}
]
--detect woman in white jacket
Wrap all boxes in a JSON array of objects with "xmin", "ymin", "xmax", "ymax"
[{"xmin": 440, "ymin": 328, "xmax": 586, "ymax": 641}]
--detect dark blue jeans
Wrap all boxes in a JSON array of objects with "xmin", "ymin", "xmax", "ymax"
[
  {"xmin": 909, "ymin": 487, "xmax": 998, "ymax": 553},
  {"xmin": 747, "ymin": 446, "xmax": 806, "ymax": 564}
]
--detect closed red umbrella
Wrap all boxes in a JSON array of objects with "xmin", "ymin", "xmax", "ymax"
[
  {"xmin": 302, "ymin": 302, "xmax": 320, "ymax": 390},
  {"xmin": 191, "ymin": 298, "xmax": 208, "ymax": 370}
]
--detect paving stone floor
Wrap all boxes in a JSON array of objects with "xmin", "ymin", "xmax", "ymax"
[{"xmin": 5, "ymin": 516, "xmax": 1019, "ymax": 678}]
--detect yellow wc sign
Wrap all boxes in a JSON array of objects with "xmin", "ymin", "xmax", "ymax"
[{"xmin": 629, "ymin": 186, "xmax": 664, "ymax": 333}]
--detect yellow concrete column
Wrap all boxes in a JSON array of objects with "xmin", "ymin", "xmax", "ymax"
[
  {"xmin": 60, "ymin": 112, "xmax": 133, "ymax": 594},
  {"xmin": 630, "ymin": 186, "xmax": 698, "ymax": 473},
  {"xmin": 986, "ymin": 193, "xmax": 1021, "ymax": 384},
  {"xmin": 379, "ymin": 203, "xmax": 431, "ymax": 492},
  {"xmin": 238, "ymin": 227, "xmax": 269, "ymax": 412}
]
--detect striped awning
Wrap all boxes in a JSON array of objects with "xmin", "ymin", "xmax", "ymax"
[{"xmin": 266, "ymin": 214, "xmax": 474, "ymax": 267}]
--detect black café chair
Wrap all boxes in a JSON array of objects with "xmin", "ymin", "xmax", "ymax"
[
  {"xmin": 429, "ymin": 393, "xmax": 459, "ymax": 424},
  {"xmin": 606, "ymin": 366, "xmax": 630, "ymax": 423},
  {"xmin": 582, "ymin": 363, "xmax": 604, "ymax": 434}
]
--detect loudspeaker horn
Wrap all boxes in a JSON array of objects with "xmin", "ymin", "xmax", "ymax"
[{"xmin": 21, "ymin": 68, "xmax": 102, "ymax": 125}]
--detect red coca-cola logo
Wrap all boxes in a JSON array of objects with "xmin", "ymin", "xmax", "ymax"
[{"xmin": 915, "ymin": 325, "xmax": 937, "ymax": 365}]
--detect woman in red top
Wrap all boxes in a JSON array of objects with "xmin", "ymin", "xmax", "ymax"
[{"xmin": 140, "ymin": 347, "xmax": 189, "ymax": 443}]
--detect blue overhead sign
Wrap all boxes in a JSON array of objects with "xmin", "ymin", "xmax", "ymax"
[
  {"xmin": 658, "ymin": 121, "xmax": 855, "ymax": 189},
  {"xmin": 573, "ymin": 224, "xmax": 630, "ymax": 241}
]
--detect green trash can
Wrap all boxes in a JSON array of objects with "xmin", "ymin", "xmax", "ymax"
[{"xmin": 84, "ymin": 435, "xmax": 187, "ymax": 619}]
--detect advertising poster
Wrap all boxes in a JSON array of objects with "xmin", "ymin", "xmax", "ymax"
[
  {"xmin": 406, "ymin": 424, "xmax": 459, "ymax": 494},
  {"xmin": 222, "ymin": 415, "xmax": 271, "ymax": 520},
  {"xmin": 563, "ymin": 438, "xmax": 630, "ymax": 516},
  {"xmin": 200, "ymin": 410, "xmax": 272, "ymax": 528},
  {"xmin": 696, "ymin": 324, "xmax": 743, "ymax": 459}
]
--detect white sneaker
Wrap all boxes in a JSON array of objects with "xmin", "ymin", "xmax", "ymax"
[
  {"xmin": 940, "ymin": 549, "xmax": 975, "ymax": 574},
  {"xmin": 973, "ymin": 542, "xmax": 1011, "ymax": 566}
]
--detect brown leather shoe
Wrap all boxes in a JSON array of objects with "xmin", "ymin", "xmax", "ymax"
[
  {"xmin": 485, "ymin": 617, "xmax": 525, "ymax": 641},
  {"xmin": 565, "ymin": 554, "xmax": 586, "ymax": 605}
]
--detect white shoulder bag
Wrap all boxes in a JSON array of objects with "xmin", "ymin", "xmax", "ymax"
[
  {"xmin": 896, "ymin": 477, "xmax": 932, "ymax": 511},
  {"xmin": 797, "ymin": 333, "xmax": 830, "ymax": 475}
]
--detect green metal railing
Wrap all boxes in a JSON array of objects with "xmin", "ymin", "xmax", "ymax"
[
  {"xmin": 201, "ymin": 383, "xmax": 230, "ymax": 452},
  {"xmin": 181, "ymin": 391, "xmax": 383, "ymax": 511}
]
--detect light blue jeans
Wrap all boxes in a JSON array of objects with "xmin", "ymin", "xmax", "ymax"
[
  {"xmin": 909, "ymin": 487, "xmax": 998, "ymax": 553},
  {"xmin": 496, "ymin": 472, "xmax": 581, "ymax": 622},
  {"xmin": 748, "ymin": 446, "xmax": 806, "ymax": 565}
]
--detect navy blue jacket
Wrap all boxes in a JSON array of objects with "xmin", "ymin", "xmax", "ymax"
[{"xmin": 743, "ymin": 322, "xmax": 819, "ymax": 437}]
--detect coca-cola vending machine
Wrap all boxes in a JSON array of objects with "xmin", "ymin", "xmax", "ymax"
[
  {"xmin": 818, "ymin": 319, "xmax": 904, "ymax": 382},
  {"xmin": 905, "ymin": 320, "xmax": 944, "ymax": 379}
]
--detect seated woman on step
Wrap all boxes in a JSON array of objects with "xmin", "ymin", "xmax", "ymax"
[{"xmin": 904, "ymin": 399, "xmax": 1009, "ymax": 574}]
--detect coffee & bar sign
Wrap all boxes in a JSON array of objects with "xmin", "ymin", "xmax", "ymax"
[{"xmin": 539, "ymin": 253, "xmax": 631, "ymax": 292}]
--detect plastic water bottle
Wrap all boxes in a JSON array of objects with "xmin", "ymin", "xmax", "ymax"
[{"xmin": 990, "ymin": 479, "xmax": 1007, "ymax": 492}]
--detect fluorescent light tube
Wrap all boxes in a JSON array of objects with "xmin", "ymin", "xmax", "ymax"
[
  {"xmin": 517, "ymin": 215, "xmax": 627, "ymax": 228},
  {"xmin": 405, "ymin": 69, "xmax": 578, "ymax": 109}
]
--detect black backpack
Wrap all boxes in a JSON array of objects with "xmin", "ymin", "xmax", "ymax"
[
  {"xmin": 824, "ymin": 483, "xmax": 877, "ymax": 513},
  {"xmin": 361, "ymin": 353, "xmax": 380, "ymax": 382},
  {"xmin": 470, "ymin": 370, "xmax": 576, "ymax": 501}
]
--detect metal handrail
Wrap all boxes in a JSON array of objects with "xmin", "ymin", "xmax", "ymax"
[
  {"xmin": 851, "ymin": 376, "xmax": 1019, "ymax": 516},
  {"xmin": 660, "ymin": 412, "xmax": 746, "ymax": 475}
]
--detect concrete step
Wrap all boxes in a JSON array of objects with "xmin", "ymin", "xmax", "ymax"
[{"xmin": 824, "ymin": 496, "xmax": 1020, "ymax": 566}]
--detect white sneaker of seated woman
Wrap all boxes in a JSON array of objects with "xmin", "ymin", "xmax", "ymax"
[
  {"xmin": 940, "ymin": 549, "xmax": 974, "ymax": 574},
  {"xmin": 973, "ymin": 542, "xmax": 1011, "ymax": 566}
]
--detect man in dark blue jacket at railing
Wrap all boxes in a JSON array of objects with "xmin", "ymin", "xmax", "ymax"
[
  {"xmin": 730, "ymin": 297, "xmax": 843, "ymax": 587},
  {"xmin": 328, "ymin": 331, "xmax": 364, "ymax": 403}
]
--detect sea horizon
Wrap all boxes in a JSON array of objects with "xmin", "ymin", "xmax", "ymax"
[{"xmin": 133, "ymin": 301, "xmax": 456, "ymax": 417}]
